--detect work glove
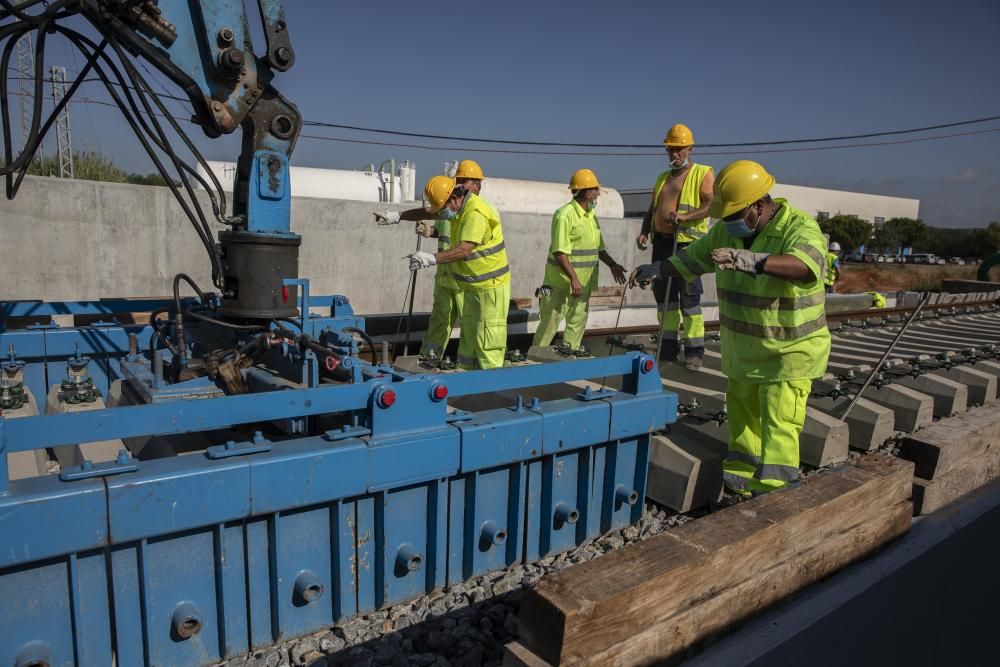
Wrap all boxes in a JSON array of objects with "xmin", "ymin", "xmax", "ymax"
[
  {"xmin": 408, "ymin": 251, "xmax": 437, "ymax": 271},
  {"xmin": 711, "ymin": 248, "xmax": 770, "ymax": 276},
  {"xmin": 415, "ymin": 221, "xmax": 433, "ymax": 237},
  {"xmin": 628, "ymin": 262, "xmax": 661, "ymax": 289},
  {"xmin": 374, "ymin": 210, "xmax": 400, "ymax": 225}
]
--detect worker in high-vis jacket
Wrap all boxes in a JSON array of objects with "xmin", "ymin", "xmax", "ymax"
[
  {"xmin": 532, "ymin": 169, "xmax": 628, "ymax": 351},
  {"xmin": 408, "ymin": 175, "xmax": 510, "ymax": 369},
  {"xmin": 373, "ymin": 160, "xmax": 486, "ymax": 359},
  {"xmin": 825, "ymin": 241, "xmax": 841, "ymax": 293},
  {"xmin": 630, "ymin": 160, "xmax": 831, "ymax": 496},
  {"xmin": 636, "ymin": 124, "xmax": 715, "ymax": 370}
]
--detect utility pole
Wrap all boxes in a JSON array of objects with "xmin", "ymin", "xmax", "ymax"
[
  {"xmin": 15, "ymin": 30, "xmax": 36, "ymax": 158},
  {"xmin": 50, "ymin": 65, "xmax": 74, "ymax": 178}
]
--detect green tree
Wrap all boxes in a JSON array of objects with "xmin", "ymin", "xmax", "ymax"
[
  {"xmin": 818, "ymin": 214, "xmax": 872, "ymax": 253},
  {"xmin": 882, "ymin": 217, "xmax": 929, "ymax": 251},
  {"xmin": 27, "ymin": 150, "xmax": 128, "ymax": 182}
]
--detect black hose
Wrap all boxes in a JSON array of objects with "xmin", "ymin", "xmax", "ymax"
[
  {"xmin": 182, "ymin": 308, "xmax": 266, "ymax": 331},
  {"xmin": 172, "ymin": 273, "xmax": 207, "ymax": 360},
  {"xmin": 341, "ymin": 326, "xmax": 380, "ymax": 365}
]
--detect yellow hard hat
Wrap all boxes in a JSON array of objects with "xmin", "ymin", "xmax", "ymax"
[
  {"xmin": 455, "ymin": 159, "xmax": 484, "ymax": 181},
  {"xmin": 663, "ymin": 123, "xmax": 694, "ymax": 147},
  {"xmin": 707, "ymin": 160, "xmax": 776, "ymax": 219},
  {"xmin": 423, "ymin": 175, "xmax": 457, "ymax": 213},
  {"xmin": 568, "ymin": 168, "xmax": 600, "ymax": 190}
]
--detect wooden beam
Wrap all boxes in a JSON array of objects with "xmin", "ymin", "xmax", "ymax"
[
  {"xmin": 912, "ymin": 440, "xmax": 1000, "ymax": 515},
  {"xmin": 899, "ymin": 403, "xmax": 1000, "ymax": 480},
  {"xmin": 516, "ymin": 454, "xmax": 913, "ymax": 666}
]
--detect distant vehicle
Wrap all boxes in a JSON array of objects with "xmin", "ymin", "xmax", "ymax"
[
  {"xmin": 863, "ymin": 253, "xmax": 879, "ymax": 263},
  {"xmin": 934, "ymin": 257, "xmax": 947, "ymax": 265},
  {"xmin": 948, "ymin": 257, "xmax": 965, "ymax": 265},
  {"xmin": 909, "ymin": 253, "xmax": 936, "ymax": 265},
  {"xmin": 876, "ymin": 255, "xmax": 886, "ymax": 263},
  {"xmin": 884, "ymin": 255, "xmax": 897, "ymax": 264}
]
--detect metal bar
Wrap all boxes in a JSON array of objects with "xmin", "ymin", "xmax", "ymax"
[
  {"xmin": 403, "ymin": 235, "xmax": 422, "ymax": 356},
  {"xmin": 840, "ymin": 292, "xmax": 932, "ymax": 420},
  {"xmin": 445, "ymin": 353, "xmax": 640, "ymax": 398}
]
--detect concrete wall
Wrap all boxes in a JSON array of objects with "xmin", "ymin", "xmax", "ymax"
[{"xmin": 0, "ymin": 176, "xmax": 658, "ymax": 315}]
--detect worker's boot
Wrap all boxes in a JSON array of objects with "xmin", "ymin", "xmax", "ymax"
[{"xmin": 684, "ymin": 355, "xmax": 702, "ymax": 371}]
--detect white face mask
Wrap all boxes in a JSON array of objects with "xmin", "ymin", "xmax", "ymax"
[{"xmin": 670, "ymin": 157, "xmax": 689, "ymax": 170}]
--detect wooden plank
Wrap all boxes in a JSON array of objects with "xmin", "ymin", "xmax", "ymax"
[
  {"xmin": 517, "ymin": 454, "xmax": 913, "ymax": 666},
  {"xmin": 504, "ymin": 640, "xmax": 555, "ymax": 667},
  {"xmin": 899, "ymin": 403, "xmax": 1000, "ymax": 479},
  {"xmin": 912, "ymin": 438, "xmax": 1000, "ymax": 515}
]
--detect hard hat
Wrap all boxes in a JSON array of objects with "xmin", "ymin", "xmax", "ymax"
[
  {"xmin": 707, "ymin": 160, "xmax": 776, "ymax": 219},
  {"xmin": 455, "ymin": 159, "xmax": 484, "ymax": 181},
  {"xmin": 663, "ymin": 123, "xmax": 694, "ymax": 147},
  {"xmin": 423, "ymin": 175, "xmax": 457, "ymax": 213},
  {"xmin": 829, "ymin": 241, "xmax": 842, "ymax": 253},
  {"xmin": 569, "ymin": 168, "xmax": 600, "ymax": 190}
]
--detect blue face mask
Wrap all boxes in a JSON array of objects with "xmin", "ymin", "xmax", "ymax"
[
  {"xmin": 723, "ymin": 215, "xmax": 755, "ymax": 239},
  {"xmin": 588, "ymin": 198, "xmax": 598, "ymax": 211},
  {"xmin": 438, "ymin": 206, "xmax": 457, "ymax": 220}
]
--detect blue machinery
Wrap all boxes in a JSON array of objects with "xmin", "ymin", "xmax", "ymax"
[{"xmin": 0, "ymin": 2, "xmax": 677, "ymax": 665}]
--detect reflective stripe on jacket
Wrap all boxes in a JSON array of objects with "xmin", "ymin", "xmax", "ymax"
[
  {"xmin": 668, "ymin": 199, "xmax": 831, "ymax": 382},
  {"xmin": 652, "ymin": 163, "xmax": 712, "ymax": 242}
]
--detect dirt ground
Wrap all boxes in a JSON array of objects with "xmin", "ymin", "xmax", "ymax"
[{"xmin": 835, "ymin": 264, "xmax": 978, "ymax": 294}]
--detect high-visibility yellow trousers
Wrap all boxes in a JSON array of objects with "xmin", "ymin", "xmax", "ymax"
[
  {"xmin": 420, "ymin": 281, "xmax": 464, "ymax": 358},
  {"xmin": 456, "ymin": 282, "xmax": 510, "ymax": 370},
  {"xmin": 531, "ymin": 289, "xmax": 589, "ymax": 350},
  {"xmin": 723, "ymin": 378, "xmax": 812, "ymax": 495}
]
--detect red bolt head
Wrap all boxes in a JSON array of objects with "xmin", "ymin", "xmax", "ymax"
[
  {"xmin": 379, "ymin": 388, "xmax": 397, "ymax": 408},
  {"xmin": 281, "ymin": 285, "xmax": 289, "ymax": 303},
  {"xmin": 642, "ymin": 358, "xmax": 655, "ymax": 373},
  {"xmin": 432, "ymin": 384, "xmax": 448, "ymax": 401}
]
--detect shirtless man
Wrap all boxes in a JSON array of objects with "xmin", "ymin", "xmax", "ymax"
[{"xmin": 636, "ymin": 124, "xmax": 714, "ymax": 368}]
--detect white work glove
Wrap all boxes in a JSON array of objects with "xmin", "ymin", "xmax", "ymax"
[
  {"xmin": 628, "ymin": 262, "xmax": 661, "ymax": 289},
  {"xmin": 408, "ymin": 251, "xmax": 437, "ymax": 271},
  {"xmin": 415, "ymin": 221, "xmax": 433, "ymax": 237},
  {"xmin": 374, "ymin": 210, "xmax": 400, "ymax": 225},
  {"xmin": 711, "ymin": 248, "xmax": 770, "ymax": 276}
]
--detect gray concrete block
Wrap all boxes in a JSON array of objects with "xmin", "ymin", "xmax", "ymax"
[
  {"xmin": 4, "ymin": 390, "xmax": 48, "ymax": 480},
  {"xmin": 932, "ymin": 365, "xmax": 997, "ymax": 405},
  {"xmin": 801, "ymin": 407, "xmax": 850, "ymax": 467},
  {"xmin": 859, "ymin": 383, "xmax": 934, "ymax": 432},
  {"xmin": 809, "ymin": 386, "xmax": 896, "ymax": 451},
  {"xmin": 46, "ymin": 387, "xmax": 124, "ymax": 466},
  {"xmin": 646, "ymin": 434, "xmax": 723, "ymax": 513},
  {"xmin": 893, "ymin": 373, "xmax": 968, "ymax": 417}
]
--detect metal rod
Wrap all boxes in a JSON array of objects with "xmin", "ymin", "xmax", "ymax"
[
  {"xmin": 403, "ymin": 235, "xmax": 422, "ymax": 356},
  {"xmin": 839, "ymin": 291, "xmax": 932, "ymax": 420}
]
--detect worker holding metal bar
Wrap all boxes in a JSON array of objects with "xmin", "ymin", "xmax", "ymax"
[
  {"xmin": 631, "ymin": 160, "xmax": 831, "ymax": 496},
  {"xmin": 636, "ymin": 124, "xmax": 715, "ymax": 370},
  {"xmin": 374, "ymin": 160, "xmax": 486, "ymax": 359},
  {"xmin": 408, "ymin": 175, "xmax": 510, "ymax": 369},
  {"xmin": 532, "ymin": 169, "xmax": 628, "ymax": 352}
]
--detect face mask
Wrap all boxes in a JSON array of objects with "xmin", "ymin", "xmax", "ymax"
[
  {"xmin": 588, "ymin": 198, "xmax": 598, "ymax": 211},
  {"xmin": 438, "ymin": 206, "xmax": 457, "ymax": 220},
  {"xmin": 670, "ymin": 157, "xmax": 689, "ymax": 170},
  {"xmin": 723, "ymin": 218, "xmax": 754, "ymax": 238}
]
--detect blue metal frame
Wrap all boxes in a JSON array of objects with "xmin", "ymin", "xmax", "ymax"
[{"xmin": 1, "ymin": 295, "xmax": 676, "ymax": 667}]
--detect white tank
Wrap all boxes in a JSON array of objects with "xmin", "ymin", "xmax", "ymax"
[
  {"xmin": 479, "ymin": 177, "xmax": 625, "ymax": 219},
  {"xmin": 196, "ymin": 161, "xmax": 400, "ymax": 203}
]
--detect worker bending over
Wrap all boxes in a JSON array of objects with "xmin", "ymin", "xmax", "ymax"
[
  {"xmin": 408, "ymin": 175, "xmax": 510, "ymax": 369},
  {"xmin": 631, "ymin": 160, "xmax": 831, "ymax": 496},
  {"xmin": 373, "ymin": 160, "xmax": 485, "ymax": 359},
  {"xmin": 636, "ymin": 124, "xmax": 714, "ymax": 370},
  {"xmin": 532, "ymin": 169, "xmax": 627, "ymax": 351}
]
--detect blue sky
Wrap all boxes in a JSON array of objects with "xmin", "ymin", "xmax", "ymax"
[{"xmin": 30, "ymin": 0, "xmax": 1000, "ymax": 227}]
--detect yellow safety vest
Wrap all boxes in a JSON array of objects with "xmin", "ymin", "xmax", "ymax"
[
  {"xmin": 652, "ymin": 163, "xmax": 712, "ymax": 243},
  {"xmin": 433, "ymin": 218, "xmax": 457, "ymax": 290},
  {"xmin": 451, "ymin": 194, "xmax": 510, "ymax": 292},
  {"xmin": 824, "ymin": 252, "xmax": 839, "ymax": 287},
  {"xmin": 668, "ymin": 199, "xmax": 831, "ymax": 382},
  {"xmin": 543, "ymin": 199, "xmax": 605, "ymax": 293}
]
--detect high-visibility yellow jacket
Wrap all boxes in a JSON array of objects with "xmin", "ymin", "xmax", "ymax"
[
  {"xmin": 543, "ymin": 199, "xmax": 606, "ymax": 294},
  {"xmin": 451, "ymin": 194, "xmax": 510, "ymax": 292},
  {"xmin": 652, "ymin": 163, "xmax": 712, "ymax": 243},
  {"xmin": 824, "ymin": 251, "xmax": 840, "ymax": 287},
  {"xmin": 669, "ymin": 199, "xmax": 831, "ymax": 382},
  {"xmin": 433, "ymin": 218, "xmax": 457, "ymax": 290}
]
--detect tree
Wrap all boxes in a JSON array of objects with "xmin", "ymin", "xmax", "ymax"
[
  {"xmin": 819, "ymin": 214, "xmax": 872, "ymax": 253},
  {"xmin": 26, "ymin": 151, "xmax": 177, "ymax": 187},
  {"xmin": 882, "ymin": 217, "xmax": 929, "ymax": 251}
]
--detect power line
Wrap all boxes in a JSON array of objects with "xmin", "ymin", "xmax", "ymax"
[{"xmin": 8, "ymin": 75, "xmax": 1000, "ymax": 150}]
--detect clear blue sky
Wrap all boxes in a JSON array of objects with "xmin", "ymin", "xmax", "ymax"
[{"xmin": 39, "ymin": 0, "xmax": 1000, "ymax": 228}]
